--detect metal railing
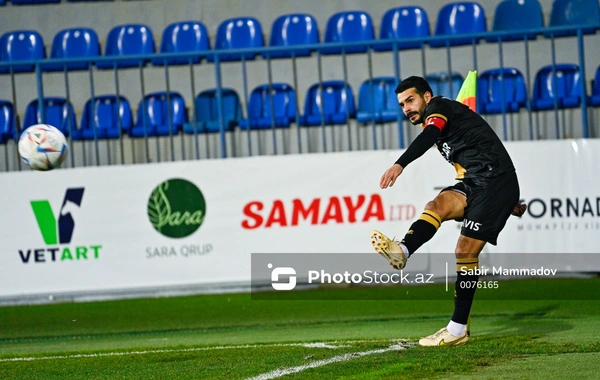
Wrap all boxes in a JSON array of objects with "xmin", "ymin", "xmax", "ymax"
[{"xmin": 0, "ymin": 23, "xmax": 598, "ymax": 171}]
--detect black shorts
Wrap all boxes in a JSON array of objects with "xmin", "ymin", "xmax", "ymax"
[{"xmin": 441, "ymin": 170, "xmax": 520, "ymax": 245}]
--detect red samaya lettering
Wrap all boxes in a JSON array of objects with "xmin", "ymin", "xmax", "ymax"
[{"xmin": 241, "ymin": 194, "xmax": 385, "ymax": 229}]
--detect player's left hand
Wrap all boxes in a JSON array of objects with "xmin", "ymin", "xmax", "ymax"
[{"xmin": 511, "ymin": 202, "xmax": 527, "ymax": 217}]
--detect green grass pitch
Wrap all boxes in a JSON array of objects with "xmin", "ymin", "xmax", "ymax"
[{"xmin": 0, "ymin": 278, "xmax": 599, "ymax": 379}]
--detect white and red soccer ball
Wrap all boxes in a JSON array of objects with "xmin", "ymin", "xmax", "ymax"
[{"xmin": 18, "ymin": 124, "xmax": 68, "ymax": 171}]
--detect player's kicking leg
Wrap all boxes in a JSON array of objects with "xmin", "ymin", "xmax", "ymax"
[
  {"xmin": 370, "ymin": 230, "xmax": 408, "ymax": 270},
  {"xmin": 371, "ymin": 188, "xmax": 465, "ymax": 270}
]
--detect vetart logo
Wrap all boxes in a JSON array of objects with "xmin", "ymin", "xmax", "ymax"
[
  {"xmin": 147, "ymin": 178, "xmax": 206, "ymax": 238},
  {"xmin": 20, "ymin": 187, "xmax": 102, "ymax": 264}
]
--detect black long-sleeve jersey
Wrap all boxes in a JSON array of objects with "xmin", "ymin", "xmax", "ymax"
[{"xmin": 397, "ymin": 96, "xmax": 515, "ymax": 185}]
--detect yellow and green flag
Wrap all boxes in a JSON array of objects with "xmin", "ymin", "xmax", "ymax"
[{"xmin": 455, "ymin": 70, "xmax": 477, "ymax": 112}]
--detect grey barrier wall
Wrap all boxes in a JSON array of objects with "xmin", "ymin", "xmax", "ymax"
[{"xmin": 1, "ymin": 0, "xmax": 600, "ymax": 171}]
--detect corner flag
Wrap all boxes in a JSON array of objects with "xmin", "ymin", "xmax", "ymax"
[{"xmin": 455, "ymin": 70, "xmax": 477, "ymax": 112}]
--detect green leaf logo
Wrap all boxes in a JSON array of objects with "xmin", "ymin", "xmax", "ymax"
[{"xmin": 147, "ymin": 179, "xmax": 206, "ymax": 238}]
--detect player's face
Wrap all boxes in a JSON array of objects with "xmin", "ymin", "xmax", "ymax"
[{"xmin": 397, "ymin": 88, "xmax": 432, "ymax": 125}]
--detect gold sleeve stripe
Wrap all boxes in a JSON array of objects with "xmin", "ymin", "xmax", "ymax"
[
  {"xmin": 423, "ymin": 210, "xmax": 442, "ymax": 225},
  {"xmin": 418, "ymin": 213, "xmax": 441, "ymax": 229},
  {"xmin": 426, "ymin": 113, "xmax": 448, "ymax": 122},
  {"xmin": 457, "ymin": 263, "xmax": 479, "ymax": 271},
  {"xmin": 457, "ymin": 258, "xmax": 480, "ymax": 264},
  {"xmin": 454, "ymin": 163, "xmax": 466, "ymax": 179}
]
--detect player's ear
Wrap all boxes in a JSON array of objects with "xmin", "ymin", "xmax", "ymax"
[{"xmin": 423, "ymin": 91, "xmax": 433, "ymax": 103}]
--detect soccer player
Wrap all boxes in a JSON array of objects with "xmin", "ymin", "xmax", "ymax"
[{"xmin": 370, "ymin": 76, "xmax": 527, "ymax": 346}]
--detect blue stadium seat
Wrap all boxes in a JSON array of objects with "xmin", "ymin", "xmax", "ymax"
[
  {"xmin": 131, "ymin": 92, "xmax": 187, "ymax": 137},
  {"xmin": 0, "ymin": 30, "xmax": 45, "ymax": 73},
  {"xmin": 530, "ymin": 64, "xmax": 583, "ymax": 110},
  {"xmin": 96, "ymin": 24, "xmax": 155, "ymax": 69},
  {"xmin": 153, "ymin": 21, "xmax": 210, "ymax": 66},
  {"xmin": 0, "ymin": 0, "xmax": 6, "ymax": 5},
  {"xmin": 321, "ymin": 11, "xmax": 375, "ymax": 54},
  {"xmin": 44, "ymin": 28, "xmax": 100, "ymax": 71},
  {"xmin": 208, "ymin": 17, "xmax": 264, "ymax": 62},
  {"xmin": 587, "ymin": 65, "xmax": 600, "ymax": 106},
  {"xmin": 23, "ymin": 97, "xmax": 77, "ymax": 137},
  {"xmin": 299, "ymin": 81, "xmax": 356, "ymax": 126},
  {"xmin": 239, "ymin": 83, "xmax": 296, "ymax": 130},
  {"xmin": 426, "ymin": 72, "xmax": 464, "ymax": 99},
  {"xmin": 478, "ymin": 68, "xmax": 527, "ymax": 114},
  {"xmin": 72, "ymin": 95, "xmax": 133, "ymax": 140},
  {"xmin": 488, "ymin": 0, "xmax": 544, "ymax": 42},
  {"xmin": 11, "ymin": 0, "xmax": 60, "ymax": 4},
  {"xmin": 266, "ymin": 13, "xmax": 319, "ymax": 58},
  {"xmin": 184, "ymin": 88, "xmax": 242, "ymax": 134},
  {"xmin": 375, "ymin": 6, "xmax": 430, "ymax": 51},
  {"xmin": 429, "ymin": 2, "xmax": 487, "ymax": 47},
  {"xmin": 546, "ymin": 0, "xmax": 600, "ymax": 37},
  {"xmin": 0, "ymin": 100, "xmax": 16, "ymax": 144},
  {"xmin": 356, "ymin": 77, "xmax": 401, "ymax": 123}
]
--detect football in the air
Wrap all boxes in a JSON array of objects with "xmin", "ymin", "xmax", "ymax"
[{"xmin": 18, "ymin": 124, "xmax": 68, "ymax": 171}]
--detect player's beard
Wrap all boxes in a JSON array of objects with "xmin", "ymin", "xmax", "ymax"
[{"xmin": 407, "ymin": 111, "xmax": 424, "ymax": 125}]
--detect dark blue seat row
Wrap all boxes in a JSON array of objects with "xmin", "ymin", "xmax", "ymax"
[
  {"xmin": 1, "ymin": 0, "xmax": 599, "ymax": 72},
  {"xmin": 2, "ymin": 63, "xmax": 598, "ymax": 143}
]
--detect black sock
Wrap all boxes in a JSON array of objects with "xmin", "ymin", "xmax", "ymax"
[
  {"xmin": 451, "ymin": 257, "xmax": 479, "ymax": 325},
  {"xmin": 400, "ymin": 211, "xmax": 441, "ymax": 256}
]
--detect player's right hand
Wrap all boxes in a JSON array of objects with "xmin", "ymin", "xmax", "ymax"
[
  {"xmin": 380, "ymin": 164, "xmax": 403, "ymax": 189},
  {"xmin": 511, "ymin": 202, "xmax": 527, "ymax": 217}
]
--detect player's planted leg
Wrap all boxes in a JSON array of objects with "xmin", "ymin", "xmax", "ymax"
[{"xmin": 419, "ymin": 236, "xmax": 485, "ymax": 347}]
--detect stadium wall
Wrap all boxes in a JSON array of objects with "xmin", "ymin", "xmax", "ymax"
[{"xmin": 0, "ymin": 139, "xmax": 599, "ymax": 304}]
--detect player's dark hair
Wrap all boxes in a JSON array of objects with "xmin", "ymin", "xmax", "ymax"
[{"xmin": 395, "ymin": 76, "xmax": 434, "ymax": 97}]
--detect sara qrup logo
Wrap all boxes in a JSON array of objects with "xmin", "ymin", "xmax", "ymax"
[{"xmin": 147, "ymin": 178, "xmax": 206, "ymax": 238}]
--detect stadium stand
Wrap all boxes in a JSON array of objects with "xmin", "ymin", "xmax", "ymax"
[
  {"xmin": 478, "ymin": 68, "xmax": 528, "ymax": 114},
  {"xmin": 96, "ymin": 24, "xmax": 155, "ymax": 69},
  {"xmin": 530, "ymin": 64, "xmax": 583, "ymax": 110},
  {"xmin": 0, "ymin": 30, "xmax": 45, "ymax": 73},
  {"xmin": 0, "ymin": 100, "xmax": 16, "ymax": 143},
  {"xmin": 430, "ymin": 2, "xmax": 487, "ymax": 47},
  {"xmin": 546, "ymin": 0, "xmax": 600, "ymax": 36},
  {"xmin": 375, "ymin": 6, "xmax": 430, "ymax": 51},
  {"xmin": 488, "ymin": 0, "xmax": 544, "ymax": 42},
  {"xmin": 72, "ymin": 95, "xmax": 133, "ymax": 140},
  {"xmin": 239, "ymin": 83, "xmax": 296, "ymax": 130},
  {"xmin": 299, "ymin": 81, "xmax": 356, "ymax": 126},
  {"xmin": 184, "ymin": 88, "xmax": 242, "ymax": 134},
  {"xmin": 45, "ymin": 28, "xmax": 100, "ymax": 71},
  {"xmin": 152, "ymin": 21, "xmax": 210, "ymax": 66},
  {"xmin": 208, "ymin": 17, "xmax": 264, "ymax": 62},
  {"xmin": 266, "ymin": 13, "xmax": 319, "ymax": 58},
  {"xmin": 131, "ymin": 92, "xmax": 187, "ymax": 137},
  {"xmin": 321, "ymin": 11, "xmax": 375, "ymax": 54},
  {"xmin": 356, "ymin": 77, "xmax": 401, "ymax": 123},
  {"xmin": 23, "ymin": 97, "xmax": 77, "ymax": 137}
]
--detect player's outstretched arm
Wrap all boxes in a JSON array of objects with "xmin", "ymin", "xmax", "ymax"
[
  {"xmin": 381, "ymin": 125, "xmax": 440, "ymax": 190},
  {"xmin": 380, "ymin": 164, "xmax": 403, "ymax": 189}
]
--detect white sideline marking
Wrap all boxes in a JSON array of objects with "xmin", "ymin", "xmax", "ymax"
[
  {"xmin": 0, "ymin": 341, "xmax": 375, "ymax": 363},
  {"xmin": 246, "ymin": 343, "xmax": 409, "ymax": 380}
]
